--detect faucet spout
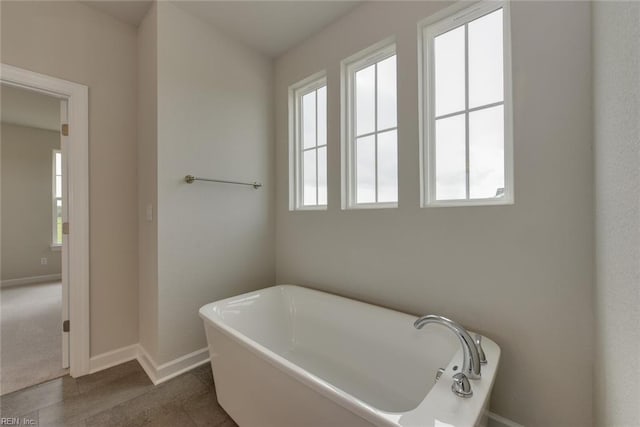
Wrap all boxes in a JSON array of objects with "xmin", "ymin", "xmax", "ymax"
[{"xmin": 414, "ymin": 314, "xmax": 481, "ymax": 380}]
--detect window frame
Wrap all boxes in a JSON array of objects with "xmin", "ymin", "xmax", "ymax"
[
  {"xmin": 289, "ymin": 71, "xmax": 328, "ymax": 211},
  {"xmin": 341, "ymin": 38, "xmax": 398, "ymax": 210},
  {"xmin": 419, "ymin": 0, "xmax": 514, "ymax": 208},
  {"xmin": 52, "ymin": 149, "xmax": 63, "ymax": 248}
]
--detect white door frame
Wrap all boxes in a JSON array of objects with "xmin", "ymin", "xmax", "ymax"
[
  {"xmin": 1, "ymin": 63, "xmax": 90, "ymax": 377},
  {"xmin": 59, "ymin": 99, "xmax": 70, "ymax": 369}
]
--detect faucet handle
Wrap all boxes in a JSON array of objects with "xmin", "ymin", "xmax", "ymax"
[
  {"xmin": 475, "ymin": 334, "xmax": 487, "ymax": 365},
  {"xmin": 451, "ymin": 373, "xmax": 473, "ymax": 398}
]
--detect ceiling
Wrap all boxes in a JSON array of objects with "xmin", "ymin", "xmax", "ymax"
[
  {"xmin": 173, "ymin": 1, "xmax": 361, "ymax": 57},
  {"xmin": 1, "ymin": 85, "xmax": 61, "ymax": 132},
  {"xmin": 82, "ymin": 0, "xmax": 361, "ymax": 58},
  {"xmin": 80, "ymin": 0, "xmax": 153, "ymax": 27}
]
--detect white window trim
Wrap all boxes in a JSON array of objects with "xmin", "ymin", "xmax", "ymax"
[
  {"xmin": 419, "ymin": 0, "xmax": 514, "ymax": 208},
  {"xmin": 52, "ymin": 149, "xmax": 62, "ymax": 248},
  {"xmin": 289, "ymin": 71, "xmax": 327, "ymax": 211},
  {"xmin": 341, "ymin": 37, "xmax": 398, "ymax": 210}
]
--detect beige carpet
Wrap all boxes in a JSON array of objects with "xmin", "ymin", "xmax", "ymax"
[{"xmin": 0, "ymin": 281, "xmax": 68, "ymax": 395}]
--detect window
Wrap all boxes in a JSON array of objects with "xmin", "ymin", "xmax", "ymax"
[
  {"xmin": 52, "ymin": 149, "xmax": 62, "ymax": 246},
  {"xmin": 342, "ymin": 40, "xmax": 398, "ymax": 209},
  {"xmin": 421, "ymin": 1, "xmax": 513, "ymax": 206},
  {"xmin": 289, "ymin": 72, "xmax": 327, "ymax": 210}
]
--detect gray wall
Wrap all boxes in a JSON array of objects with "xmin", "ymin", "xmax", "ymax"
[
  {"xmin": 275, "ymin": 2, "xmax": 594, "ymax": 426},
  {"xmin": 1, "ymin": 123, "xmax": 61, "ymax": 281},
  {"xmin": 152, "ymin": 2, "xmax": 275, "ymax": 364},
  {"xmin": 593, "ymin": 2, "xmax": 640, "ymax": 426},
  {"xmin": 1, "ymin": 1, "xmax": 139, "ymax": 355}
]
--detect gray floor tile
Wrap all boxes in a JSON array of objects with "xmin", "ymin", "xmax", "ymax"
[
  {"xmin": 38, "ymin": 370, "xmax": 152, "ymax": 426},
  {"xmin": 183, "ymin": 391, "xmax": 236, "ymax": 427},
  {"xmin": 76, "ymin": 360, "xmax": 143, "ymax": 394},
  {"xmin": 90, "ymin": 402, "xmax": 197, "ymax": 427},
  {"xmin": 84, "ymin": 407, "xmax": 117, "ymax": 427},
  {"xmin": 190, "ymin": 363, "xmax": 214, "ymax": 389},
  {"xmin": 217, "ymin": 418, "xmax": 238, "ymax": 427},
  {"xmin": 0, "ymin": 375, "xmax": 79, "ymax": 418},
  {"xmin": 140, "ymin": 404, "xmax": 197, "ymax": 427},
  {"xmin": 2, "ymin": 360, "xmax": 237, "ymax": 427},
  {"xmin": 85, "ymin": 371, "xmax": 209, "ymax": 427}
]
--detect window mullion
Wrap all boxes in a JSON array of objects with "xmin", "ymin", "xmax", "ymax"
[
  {"xmin": 434, "ymin": 102, "xmax": 507, "ymax": 121},
  {"xmin": 299, "ymin": 96, "xmax": 304, "ymax": 208},
  {"xmin": 468, "ymin": 100, "xmax": 504, "ymax": 114},
  {"xmin": 434, "ymin": 109, "xmax": 467, "ymax": 121},
  {"xmin": 352, "ymin": 73, "xmax": 357, "ymax": 205},
  {"xmin": 315, "ymin": 89, "xmax": 319, "ymax": 205},
  {"xmin": 464, "ymin": 23, "xmax": 470, "ymax": 200},
  {"xmin": 374, "ymin": 63, "xmax": 379, "ymax": 203},
  {"xmin": 356, "ymin": 129, "xmax": 379, "ymax": 140},
  {"xmin": 297, "ymin": 96, "xmax": 302, "ymax": 208}
]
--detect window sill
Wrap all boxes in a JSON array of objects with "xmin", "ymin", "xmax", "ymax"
[
  {"xmin": 50, "ymin": 245, "xmax": 62, "ymax": 251},
  {"xmin": 344, "ymin": 202, "xmax": 398, "ymax": 210},
  {"xmin": 423, "ymin": 197, "xmax": 514, "ymax": 208},
  {"xmin": 291, "ymin": 205, "xmax": 327, "ymax": 212}
]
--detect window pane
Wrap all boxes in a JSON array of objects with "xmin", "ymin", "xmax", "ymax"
[
  {"xmin": 434, "ymin": 26, "xmax": 466, "ymax": 117},
  {"xmin": 317, "ymin": 86, "xmax": 327, "ymax": 147},
  {"xmin": 356, "ymin": 64, "xmax": 375, "ymax": 136},
  {"xmin": 55, "ymin": 152, "xmax": 62, "ymax": 174},
  {"xmin": 56, "ymin": 176, "xmax": 62, "ymax": 198},
  {"xmin": 469, "ymin": 9, "xmax": 504, "ymax": 108},
  {"xmin": 56, "ymin": 199, "xmax": 63, "ymax": 244},
  {"xmin": 377, "ymin": 55, "xmax": 397, "ymax": 131},
  {"xmin": 303, "ymin": 150, "xmax": 317, "ymax": 205},
  {"xmin": 377, "ymin": 130, "xmax": 397, "ymax": 203},
  {"xmin": 469, "ymin": 105, "xmax": 504, "ymax": 198},
  {"xmin": 356, "ymin": 135, "xmax": 375, "ymax": 203},
  {"xmin": 302, "ymin": 91, "xmax": 316, "ymax": 149},
  {"xmin": 317, "ymin": 146, "xmax": 327, "ymax": 205},
  {"xmin": 435, "ymin": 114, "xmax": 466, "ymax": 200}
]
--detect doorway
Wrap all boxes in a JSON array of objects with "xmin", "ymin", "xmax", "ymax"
[
  {"xmin": 0, "ymin": 84, "xmax": 69, "ymax": 394},
  {"xmin": 0, "ymin": 64, "xmax": 90, "ymax": 385}
]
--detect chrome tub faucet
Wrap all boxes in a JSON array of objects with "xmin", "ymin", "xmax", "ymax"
[{"xmin": 414, "ymin": 314, "xmax": 484, "ymax": 398}]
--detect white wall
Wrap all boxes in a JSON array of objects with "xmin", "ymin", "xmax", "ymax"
[
  {"xmin": 1, "ymin": 1, "xmax": 139, "ymax": 355},
  {"xmin": 137, "ymin": 2, "xmax": 159, "ymax": 360},
  {"xmin": 151, "ymin": 2, "xmax": 275, "ymax": 364},
  {"xmin": 275, "ymin": 2, "xmax": 593, "ymax": 426},
  {"xmin": 593, "ymin": 2, "xmax": 640, "ymax": 426},
  {"xmin": 1, "ymin": 123, "xmax": 61, "ymax": 280}
]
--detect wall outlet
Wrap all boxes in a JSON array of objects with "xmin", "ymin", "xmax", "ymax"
[
  {"xmin": 146, "ymin": 204, "xmax": 153, "ymax": 222},
  {"xmin": 41, "ymin": 257, "xmax": 48, "ymax": 265}
]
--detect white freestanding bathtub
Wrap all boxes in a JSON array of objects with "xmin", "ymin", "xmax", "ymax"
[{"xmin": 199, "ymin": 285, "xmax": 500, "ymax": 427}]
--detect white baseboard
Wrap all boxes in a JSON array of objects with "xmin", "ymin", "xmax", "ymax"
[
  {"xmin": 488, "ymin": 411, "xmax": 525, "ymax": 427},
  {"xmin": 89, "ymin": 344, "xmax": 138, "ymax": 373},
  {"xmin": 1, "ymin": 274, "xmax": 62, "ymax": 288},
  {"xmin": 135, "ymin": 346, "xmax": 158, "ymax": 384},
  {"xmin": 89, "ymin": 343, "xmax": 210, "ymax": 386},
  {"xmin": 137, "ymin": 345, "xmax": 209, "ymax": 385}
]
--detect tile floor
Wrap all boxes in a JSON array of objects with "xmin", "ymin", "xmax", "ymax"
[{"xmin": 0, "ymin": 360, "xmax": 237, "ymax": 427}]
